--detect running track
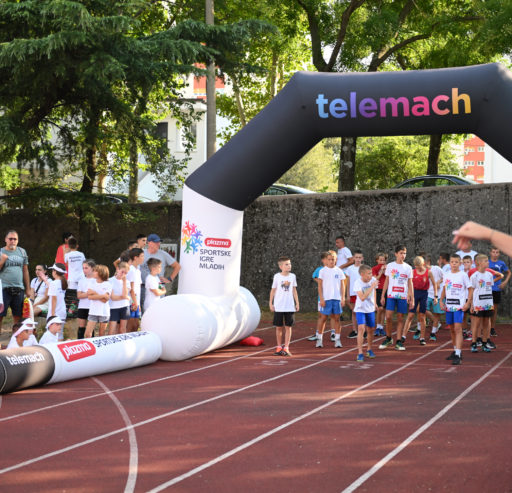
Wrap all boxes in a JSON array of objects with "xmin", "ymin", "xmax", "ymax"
[{"xmin": 0, "ymin": 317, "xmax": 511, "ymax": 492}]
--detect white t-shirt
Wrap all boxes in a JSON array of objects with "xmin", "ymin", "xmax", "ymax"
[
  {"xmin": 319, "ymin": 266, "xmax": 346, "ymax": 300},
  {"xmin": 47, "ymin": 279, "xmax": 67, "ymax": 320},
  {"xmin": 24, "ymin": 334, "xmax": 38, "ymax": 347},
  {"xmin": 428, "ymin": 265, "xmax": 443, "ymax": 299},
  {"xmin": 109, "ymin": 276, "xmax": 130, "ymax": 309},
  {"xmin": 385, "ymin": 262, "xmax": 413, "ymax": 299},
  {"xmin": 345, "ymin": 264, "xmax": 361, "ymax": 296},
  {"xmin": 354, "ymin": 277, "xmax": 377, "ymax": 313},
  {"xmin": 39, "ymin": 330, "xmax": 59, "ymax": 345},
  {"xmin": 77, "ymin": 277, "xmax": 96, "ymax": 310},
  {"xmin": 441, "ymin": 264, "xmax": 452, "ymax": 274},
  {"xmin": 127, "ymin": 265, "xmax": 142, "ymax": 306},
  {"xmin": 88, "ymin": 281, "xmax": 112, "ymax": 317},
  {"xmin": 271, "ymin": 273, "xmax": 297, "ymax": 312},
  {"xmin": 443, "ymin": 270, "xmax": 470, "ymax": 311},
  {"xmin": 30, "ymin": 277, "xmax": 48, "ymax": 298},
  {"xmin": 144, "ymin": 274, "xmax": 162, "ymax": 311},
  {"xmin": 336, "ymin": 247, "xmax": 353, "ymax": 269},
  {"xmin": 64, "ymin": 250, "xmax": 86, "ymax": 289},
  {"xmin": 470, "ymin": 271, "xmax": 494, "ymax": 312}
]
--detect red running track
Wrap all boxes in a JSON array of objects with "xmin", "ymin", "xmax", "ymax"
[{"xmin": 0, "ymin": 317, "xmax": 511, "ymax": 492}]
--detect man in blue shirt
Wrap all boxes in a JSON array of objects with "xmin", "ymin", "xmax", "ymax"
[{"xmin": 489, "ymin": 246, "xmax": 511, "ymax": 336}]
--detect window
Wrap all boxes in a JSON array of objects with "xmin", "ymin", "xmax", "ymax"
[
  {"xmin": 477, "ymin": 161, "xmax": 484, "ymax": 166},
  {"xmin": 434, "ymin": 178, "xmax": 456, "ymax": 186},
  {"xmin": 478, "ymin": 146, "xmax": 485, "ymax": 152},
  {"xmin": 465, "ymin": 161, "xmax": 474, "ymax": 167},
  {"xmin": 464, "ymin": 147, "xmax": 474, "ymax": 154}
]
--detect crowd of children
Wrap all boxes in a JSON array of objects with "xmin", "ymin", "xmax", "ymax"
[
  {"xmin": 270, "ymin": 238, "xmax": 510, "ymax": 366},
  {"xmin": 2, "ymin": 232, "xmax": 173, "ymax": 349}
]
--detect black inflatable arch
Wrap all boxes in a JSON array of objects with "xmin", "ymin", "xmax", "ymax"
[{"xmin": 186, "ymin": 63, "xmax": 512, "ymax": 210}]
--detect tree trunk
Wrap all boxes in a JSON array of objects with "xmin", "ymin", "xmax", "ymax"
[
  {"xmin": 338, "ymin": 136, "xmax": 357, "ymax": 191},
  {"xmin": 427, "ymin": 134, "xmax": 442, "ymax": 175},
  {"xmin": 128, "ymin": 139, "xmax": 138, "ymax": 204},
  {"xmin": 96, "ymin": 141, "xmax": 108, "ymax": 194},
  {"xmin": 232, "ymin": 77, "xmax": 247, "ymax": 127},
  {"xmin": 205, "ymin": 0, "xmax": 216, "ymax": 159},
  {"xmin": 80, "ymin": 144, "xmax": 97, "ymax": 193}
]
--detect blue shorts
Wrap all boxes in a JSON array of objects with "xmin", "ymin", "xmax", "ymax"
[
  {"xmin": 410, "ymin": 290, "xmax": 428, "ymax": 314},
  {"xmin": 130, "ymin": 306, "xmax": 140, "ymax": 319},
  {"xmin": 320, "ymin": 299, "xmax": 342, "ymax": 316},
  {"xmin": 355, "ymin": 311, "xmax": 376, "ymax": 328},
  {"xmin": 427, "ymin": 297, "xmax": 443, "ymax": 314},
  {"xmin": 385, "ymin": 297, "xmax": 408, "ymax": 314},
  {"xmin": 445, "ymin": 310, "xmax": 464, "ymax": 325}
]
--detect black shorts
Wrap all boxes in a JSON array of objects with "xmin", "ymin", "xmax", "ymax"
[
  {"xmin": 376, "ymin": 289, "xmax": 384, "ymax": 308},
  {"xmin": 110, "ymin": 306, "xmax": 130, "ymax": 322},
  {"xmin": 492, "ymin": 291, "xmax": 501, "ymax": 305},
  {"xmin": 273, "ymin": 312, "xmax": 295, "ymax": 327},
  {"xmin": 77, "ymin": 308, "xmax": 89, "ymax": 320},
  {"xmin": 473, "ymin": 309, "xmax": 493, "ymax": 318},
  {"xmin": 0, "ymin": 287, "xmax": 24, "ymax": 318}
]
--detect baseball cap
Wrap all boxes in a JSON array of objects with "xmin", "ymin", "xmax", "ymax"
[
  {"xmin": 147, "ymin": 233, "xmax": 161, "ymax": 243},
  {"xmin": 50, "ymin": 263, "xmax": 67, "ymax": 274}
]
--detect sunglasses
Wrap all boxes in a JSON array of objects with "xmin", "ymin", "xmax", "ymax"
[{"xmin": 7, "ymin": 237, "xmax": 18, "ymax": 241}]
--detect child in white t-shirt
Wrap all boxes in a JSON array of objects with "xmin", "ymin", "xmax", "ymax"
[
  {"xmin": 63, "ymin": 237, "xmax": 85, "ymax": 319},
  {"xmin": 39, "ymin": 316, "xmax": 64, "ymax": 345},
  {"xmin": 379, "ymin": 246, "xmax": 413, "ymax": 351},
  {"xmin": 440, "ymin": 254, "xmax": 471, "ymax": 365},
  {"xmin": 77, "ymin": 259, "xmax": 96, "ymax": 339},
  {"xmin": 85, "ymin": 265, "xmax": 112, "ymax": 338},
  {"xmin": 317, "ymin": 251, "xmax": 346, "ymax": 348},
  {"xmin": 345, "ymin": 251, "xmax": 364, "ymax": 339},
  {"xmin": 353, "ymin": 265, "xmax": 378, "ymax": 362},
  {"xmin": 127, "ymin": 248, "xmax": 144, "ymax": 332},
  {"xmin": 144, "ymin": 258, "xmax": 166, "ymax": 312},
  {"xmin": 310, "ymin": 252, "xmax": 330, "ymax": 342},
  {"xmin": 109, "ymin": 261, "xmax": 131, "ymax": 335},
  {"xmin": 47, "ymin": 263, "xmax": 68, "ymax": 341},
  {"xmin": 269, "ymin": 256, "xmax": 299, "ymax": 356}
]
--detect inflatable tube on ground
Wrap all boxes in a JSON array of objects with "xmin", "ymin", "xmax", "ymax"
[
  {"xmin": 0, "ymin": 346, "xmax": 55, "ymax": 394},
  {"xmin": 141, "ymin": 287, "xmax": 260, "ymax": 361},
  {"xmin": 44, "ymin": 332, "xmax": 162, "ymax": 384}
]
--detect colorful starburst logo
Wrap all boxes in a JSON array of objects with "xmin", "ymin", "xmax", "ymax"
[{"xmin": 182, "ymin": 220, "xmax": 203, "ymax": 254}]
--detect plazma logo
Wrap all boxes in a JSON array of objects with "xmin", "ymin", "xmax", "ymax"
[
  {"xmin": 182, "ymin": 220, "xmax": 203, "ymax": 254},
  {"xmin": 58, "ymin": 340, "xmax": 96, "ymax": 362}
]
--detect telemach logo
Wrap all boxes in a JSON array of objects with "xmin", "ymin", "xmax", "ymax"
[
  {"xmin": 205, "ymin": 238, "xmax": 231, "ymax": 248},
  {"xmin": 58, "ymin": 340, "xmax": 96, "ymax": 362}
]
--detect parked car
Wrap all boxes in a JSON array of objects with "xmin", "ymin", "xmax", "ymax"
[
  {"xmin": 393, "ymin": 174, "xmax": 478, "ymax": 189},
  {"xmin": 262, "ymin": 183, "xmax": 316, "ymax": 195}
]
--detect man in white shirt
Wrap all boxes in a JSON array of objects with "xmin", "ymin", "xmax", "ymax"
[{"xmin": 335, "ymin": 236, "xmax": 354, "ymax": 271}]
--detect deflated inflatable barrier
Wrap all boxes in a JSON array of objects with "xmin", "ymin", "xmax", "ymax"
[{"xmin": 0, "ymin": 346, "xmax": 55, "ymax": 394}]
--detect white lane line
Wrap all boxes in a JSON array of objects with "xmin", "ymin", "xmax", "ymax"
[
  {"xmin": 254, "ymin": 325, "xmax": 274, "ymax": 332},
  {"xmin": 0, "ymin": 330, "xmax": 383, "ymax": 476},
  {"xmin": 341, "ymin": 351, "xmax": 512, "ymax": 493},
  {"xmin": 0, "ymin": 326, "xmax": 343, "ymax": 423},
  {"xmin": 92, "ymin": 377, "xmax": 138, "ymax": 493},
  {"xmin": 145, "ymin": 342, "xmax": 451, "ymax": 492}
]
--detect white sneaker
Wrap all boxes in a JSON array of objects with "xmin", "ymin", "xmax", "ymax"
[
  {"xmin": 334, "ymin": 340, "xmax": 342, "ymax": 348},
  {"xmin": 330, "ymin": 332, "xmax": 336, "ymax": 341},
  {"xmin": 316, "ymin": 339, "xmax": 323, "ymax": 348},
  {"xmin": 307, "ymin": 334, "xmax": 318, "ymax": 341}
]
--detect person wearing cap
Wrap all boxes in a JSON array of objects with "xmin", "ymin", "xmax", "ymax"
[
  {"xmin": 6, "ymin": 319, "xmax": 37, "ymax": 348},
  {"xmin": 139, "ymin": 233, "xmax": 180, "ymax": 312},
  {"xmin": 0, "ymin": 229, "xmax": 30, "ymax": 332},
  {"xmin": 47, "ymin": 263, "xmax": 68, "ymax": 341},
  {"xmin": 39, "ymin": 316, "xmax": 64, "ymax": 345}
]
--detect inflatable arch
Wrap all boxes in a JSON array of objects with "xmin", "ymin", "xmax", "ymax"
[{"xmin": 143, "ymin": 62, "xmax": 512, "ymax": 360}]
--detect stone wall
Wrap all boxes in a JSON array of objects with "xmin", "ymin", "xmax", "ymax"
[{"xmin": 1, "ymin": 183, "xmax": 511, "ymax": 315}]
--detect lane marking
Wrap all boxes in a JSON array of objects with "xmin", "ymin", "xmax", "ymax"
[
  {"xmin": 0, "ymin": 330, "xmax": 388, "ymax": 476},
  {"xmin": 92, "ymin": 377, "xmax": 138, "ymax": 493},
  {"xmin": 341, "ymin": 351, "xmax": 512, "ymax": 493},
  {"xmin": 145, "ymin": 342, "xmax": 451, "ymax": 491}
]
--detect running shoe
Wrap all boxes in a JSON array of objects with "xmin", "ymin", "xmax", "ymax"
[
  {"xmin": 413, "ymin": 330, "xmax": 421, "ymax": 340},
  {"xmin": 482, "ymin": 344, "xmax": 491, "ymax": 353},
  {"xmin": 464, "ymin": 331, "xmax": 473, "ymax": 341},
  {"xmin": 379, "ymin": 337, "xmax": 393, "ymax": 349},
  {"xmin": 282, "ymin": 347, "xmax": 292, "ymax": 356},
  {"xmin": 356, "ymin": 353, "xmax": 364, "ymax": 362},
  {"xmin": 347, "ymin": 330, "xmax": 357, "ymax": 339},
  {"xmin": 380, "ymin": 328, "xmax": 387, "ymax": 337},
  {"xmin": 452, "ymin": 355, "xmax": 461, "ymax": 365},
  {"xmin": 316, "ymin": 339, "xmax": 323, "ymax": 348},
  {"xmin": 471, "ymin": 342, "xmax": 478, "ymax": 353},
  {"xmin": 273, "ymin": 346, "xmax": 283, "ymax": 356},
  {"xmin": 374, "ymin": 329, "xmax": 380, "ymax": 337},
  {"xmin": 366, "ymin": 349, "xmax": 376, "ymax": 359},
  {"xmin": 335, "ymin": 340, "xmax": 343, "ymax": 348},
  {"xmin": 307, "ymin": 334, "xmax": 318, "ymax": 341},
  {"xmin": 476, "ymin": 338, "xmax": 483, "ymax": 347},
  {"xmin": 491, "ymin": 327, "xmax": 498, "ymax": 337},
  {"xmin": 420, "ymin": 338, "xmax": 426, "ymax": 346},
  {"xmin": 429, "ymin": 333, "xmax": 437, "ymax": 341},
  {"xmin": 485, "ymin": 340, "xmax": 496, "ymax": 350},
  {"xmin": 395, "ymin": 340, "xmax": 406, "ymax": 351},
  {"xmin": 330, "ymin": 332, "xmax": 336, "ymax": 341},
  {"xmin": 446, "ymin": 351, "xmax": 456, "ymax": 360}
]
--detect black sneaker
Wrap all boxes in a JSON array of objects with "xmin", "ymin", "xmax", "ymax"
[
  {"xmin": 446, "ymin": 351, "xmax": 456, "ymax": 360},
  {"xmin": 486, "ymin": 339, "xmax": 496, "ymax": 349},
  {"xmin": 491, "ymin": 328, "xmax": 498, "ymax": 337},
  {"xmin": 452, "ymin": 355, "xmax": 461, "ymax": 365},
  {"xmin": 471, "ymin": 342, "xmax": 478, "ymax": 353},
  {"xmin": 476, "ymin": 338, "xmax": 483, "ymax": 347},
  {"xmin": 347, "ymin": 330, "xmax": 358, "ymax": 339},
  {"xmin": 420, "ymin": 338, "xmax": 426, "ymax": 346}
]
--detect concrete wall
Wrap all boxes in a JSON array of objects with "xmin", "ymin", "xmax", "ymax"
[{"xmin": 1, "ymin": 183, "xmax": 511, "ymax": 315}]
